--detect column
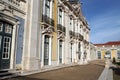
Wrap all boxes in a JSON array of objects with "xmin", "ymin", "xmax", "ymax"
[{"xmin": 41, "ymin": 35, "xmax": 45, "ymax": 67}]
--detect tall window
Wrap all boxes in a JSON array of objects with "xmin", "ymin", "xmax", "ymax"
[
  {"xmin": 70, "ymin": 18, "xmax": 72, "ymax": 31},
  {"xmin": 70, "ymin": 43, "xmax": 72, "ymax": 62},
  {"xmin": 59, "ymin": 40, "xmax": 62, "ymax": 63},
  {"xmin": 78, "ymin": 43, "xmax": 81, "ymax": 59},
  {"xmin": 0, "ymin": 22, "xmax": 3, "ymax": 31},
  {"xmin": 44, "ymin": 35, "xmax": 49, "ymax": 65},
  {"xmin": 117, "ymin": 50, "xmax": 120, "ymax": 59},
  {"xmin": 0, "ymin": 21, "xmax": 13, "ymax": 69},
  {"xmin": 59, "ymin": 9, "xmax": 62, "ymax": 24},
  {"xmin": 45, "ymin": 0, "xmax": 50, "ymax": 17},
  {"xmin": 0, "ymin": 36, "xmax": 2, "ymax": 52},
  {"xmin": 98, "ymin": 51, "xmax": 101, "ymax": 59},
  {"xmin": 2, "ymin": 37, "xmax": 11, "ymax": 59}
]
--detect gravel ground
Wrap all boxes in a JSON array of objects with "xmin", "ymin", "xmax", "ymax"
[{"xmin": 5, "ymin": 60, "xmax": 105, "ymax": 80}]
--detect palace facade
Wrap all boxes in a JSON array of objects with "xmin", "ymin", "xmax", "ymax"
[{"xmin": 0, "ymin": 0, "xmax": 90, "ymax": 74}]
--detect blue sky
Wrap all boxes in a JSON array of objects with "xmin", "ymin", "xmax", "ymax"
[{"xmin": 80, "ymin": 0, "xmax": 120, "ymax": 44}]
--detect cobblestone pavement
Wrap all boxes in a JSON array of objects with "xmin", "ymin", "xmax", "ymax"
[{"xmin": 5, "ymin": 60, "xmax": 105, "ymax": 80}]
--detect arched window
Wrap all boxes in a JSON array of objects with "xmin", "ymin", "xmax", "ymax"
[{"xmin": 105, "ymin": 51, "xmax": 111, "ymax": 59}]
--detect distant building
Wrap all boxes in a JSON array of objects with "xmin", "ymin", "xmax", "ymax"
[{"xmin": 95, "ymin": 41, "xmax": 120, "ymax": 61}]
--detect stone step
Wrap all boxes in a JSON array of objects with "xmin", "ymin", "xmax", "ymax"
[
  {"xmin": 0, "ymin": 69, "xmax": 19, "ymax": 80},
  {"xmin": 0, "ymin": 70, "xmax": 8, "ymax": 73}
]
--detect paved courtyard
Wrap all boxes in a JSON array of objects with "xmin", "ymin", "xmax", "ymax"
[{"xmin": 6, "ymin": 60, "xmax": 105, "ymax": 80}]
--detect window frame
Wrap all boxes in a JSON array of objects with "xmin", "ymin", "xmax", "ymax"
[
  {"xmin": 0, "ymin": 22, "xmax": 3, "ymax": 32},
  {"xmin": 2, "ymin": 37, "xmax": 11, "ymax": 59},
  {"xmin": 45, "ymin": 0, "xmax": 50, "ymax": 17}
]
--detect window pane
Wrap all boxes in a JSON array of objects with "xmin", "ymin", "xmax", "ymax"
[
  {"xmin": 117, "ymin": 51, "xmax": 120, "ymax": 59},
  {"xmin": 59, "ymin": 9, "xmax": 62, "ymax": 24},
  {"xmin": 0, "ymin": 36, "xmax": 2, "ymax": 51},
  {"xmin": 46, "ymin": 0, "xmax": 50, "ymax": 6},
  {"xmin": 2, "ymin": 37, "xmax": 11, "ymax": 59},
  {"xmin": 44, "ymin": 36, "xmax": 49, "ymax": 59},
  {"xmin": 59, "ymin": 41, "xmax": 62, "ymax": 58},
  {"xmin": 70, "ymin": 18, "xmax": 72, "ymax": 30},
  {"xmin": 5, "ymin": 24, "xmax": 12, "ymax": 34},
  {"xmin": 98, "ymin": 51, "xmax": 101, "ymax": 59},
  {"xmin": 0, "ymin": 22, "xmax": 3, "ymax": 31},
  {"xmin": 45, "ymin": 0, "xmax": 50, "ymax": 17},
  {"xmin": 47, "ymin": 7, "xmax": 50, "ymax": 17}
]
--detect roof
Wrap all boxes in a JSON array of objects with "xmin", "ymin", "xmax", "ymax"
[{"xmin": 94, "ymin": 41, "xmax": 120, "ymax": 46}]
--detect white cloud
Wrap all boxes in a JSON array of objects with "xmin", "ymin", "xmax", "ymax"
[{"xmin": 89, "ymin": 10, "xmax": 120, "ymax": 43}]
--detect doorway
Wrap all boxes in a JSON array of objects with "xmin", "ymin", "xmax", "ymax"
[{"xmin": 0, "ymin": 21, "xmax": 13, "ymax": 69}]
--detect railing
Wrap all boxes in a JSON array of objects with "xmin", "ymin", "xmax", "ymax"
[
  {"xmin": 63, "ymin": 26, "xmax": 66, "ymax": 33},
  {"xmin": 84, "ymin": 40, "xmax": 89, "ymax": 44},
  {"xmin": 57, "ymin": 24, "xmax": 66, "ymax": 33},
  {"xmin": 78, "ymin": 33, "xmax": 83, "ymax": 41},
  {"xmin": 57, "ymin": 24, "xmax": 62, "ymax": 31},
  {"xmin": 69, "ymin": 30, "xmax": 75, "ymax": 37},
  {"xmin": 42, "ymin": 15, "xmax": 54, "ymax": 27},
  {"xmin": 69, "ymin": 31, "xmax": 83, "ymax": 40}
]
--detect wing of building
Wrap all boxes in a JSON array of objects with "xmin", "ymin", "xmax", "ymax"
[
  {"xmin": 94, "ymin": 41, "xmax": 120, "ymax": 61},
  {"xmin": 0, "ymin": 0, "xmax": 90, "ymax": 74}
]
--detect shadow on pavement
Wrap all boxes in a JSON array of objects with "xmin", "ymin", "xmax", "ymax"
[
  {"xmin": 5, "ymin": 76, "xmax": 49, "ymax": 80},
  {"xmin": 110, "ymin": 62, "xmax": 120, "ymax": 76},
  {"xmin": 112, "ymin": 67, "xmax": 120, "ymax": 76}
]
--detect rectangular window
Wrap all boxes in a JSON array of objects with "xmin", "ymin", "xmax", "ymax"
[
  {"xmin": 59, "ymin": 41, "xmax": 62, "ymax": 63},
  {"xmin": 2, "ymin": 37, "xmax": 11, "ymax": 59},
  {"xmin": 5, "ymin": 24, "xmax": 12, "ymax": 34},
  {"xmin": 71, "ymin": 43, "xmax": 72, "ymax": 62},
  {"xmin": 98, "ymin": 51, "xmax": 101, "ymax": 59},
  {"xmin": 70, "ymin": 18, "xmax": 72, "ymax": 31},
  {"xmin": 0, "ymin": 22, "xmax": 3, "ymax": 31},
  {"xmin": 44, "ymin": 36, "xmax": 49, "ymax": 65},
  {"xmin": 0, "ymin": 36, "xmax": 2, "ymax": 51},
  {"xmin": 117, "ymin": 51, "xmax": 120, "ymax": 59},
  {"xmin": 45, "ymin": 0, "xmax": 50, "ymax": 17},
  {"xmin": 59, "ymin": 9, "xmax": 62, "ymax": 25}
]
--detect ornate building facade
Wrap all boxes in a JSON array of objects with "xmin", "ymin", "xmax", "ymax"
[
  {"xmin": 0, "ymin": 0, "xmax": 90, "ymax": 74},
  {"xmin": 0, "ymin": 0, "xmax": 26, "ymax": 70}
]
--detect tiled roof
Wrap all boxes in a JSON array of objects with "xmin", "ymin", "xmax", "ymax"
[{"xmin": 94, "ymin": 41, "xmax": 120, "ymax": 46}]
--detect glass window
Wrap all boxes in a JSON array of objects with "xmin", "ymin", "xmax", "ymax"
[
  {"xmin": 59, "ymin": 40, "xmax": 62, "ymax": 63},
  {"xmin": 105, "ymin": 51, "xmax": 111, "ymax": 59},
  {"xmin": 70, "ymin": 18, "xmax": 72, "ymax": 31},
  {"xmin": 5, "ymin": 24, "xmax": 12, "ymax": 34},
  {"xmin": 117, "ymin": 50, "xmax": 120, "ymax": 59},
  {"xmin": 2, "ymin": 37, "xmax": 11, "ymax": 59},
  {"xmin": 98, "ymin": 51, "xmax": 101, "ymax": 59},
  {"xmin": 44, "ymin": 35, "xmax": 49, "ymax": 65},
  {"xmin": 0, "ymin": 22, "xmax": 3, "ymax": 31},
  {"xmin": 59, "ymin": 9, "xmax": 62, "ymax": 24},
  {"xmin": 45, "ymin": 0, "xmax": 50, "ymax": 17},
  {"xmin": 71, "ymin": 43, "xmax": 72, "ymax": 62},
  {"xmin": 0, "ymin": 36, "xmax": 2, "ymax": 51}
]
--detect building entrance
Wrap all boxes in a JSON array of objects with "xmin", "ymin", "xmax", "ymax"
[{"xmin": 0, "ymin": 21, "xmax": 13, "ymax": 70}]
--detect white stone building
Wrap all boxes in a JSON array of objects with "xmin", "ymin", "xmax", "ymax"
[{"xmin": 0, "ymin": 0, "xmax": 90, "ymax": 75}]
